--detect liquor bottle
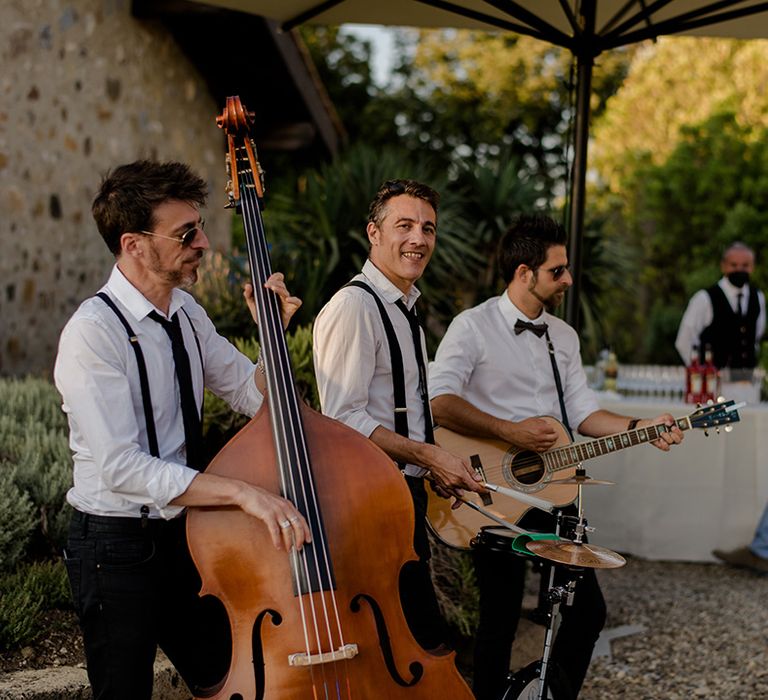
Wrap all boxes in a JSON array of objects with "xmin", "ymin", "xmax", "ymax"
[
  {"xmin": 685, "ymin": 345, "xmax": 703, "ymax": 404},
  {"xmin": 702, "ymin": 344, "xmax": 719, "ymax": 402},
  {"xmin": 604, "ymin": 350, "xmax": 618, "ymax": 393}
]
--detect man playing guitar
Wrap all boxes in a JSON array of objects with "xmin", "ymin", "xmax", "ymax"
[{"xmin": 429, "ymin": 214, "xmax": 683, "ymax": 699}]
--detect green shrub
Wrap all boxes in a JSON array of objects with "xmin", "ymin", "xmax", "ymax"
[
  {"xmin": 0, "ymin": 467, "xmax": 36, "ymax": 571},
  {"xmin": 191, "ymin": 249, "xmax": 253, "ymax": 341},
  {"xmin": 0, "ymin": 378, "xmax": 72, "ymax": 560},
  {"xmin": 202, "ymin": 326, "xmax": 320, "ymax": 459},
  {"xmin": 430, "ymin": 542, "xmax": 479, "ymax": 638},
  {"xmin": 0, "ymin": 560, "xmax": 70, "ymax": 649}
]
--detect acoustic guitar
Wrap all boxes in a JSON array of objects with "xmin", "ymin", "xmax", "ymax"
[{"xmin": 427, "ymin": 400, "xmax": 741, "ymax": 549}]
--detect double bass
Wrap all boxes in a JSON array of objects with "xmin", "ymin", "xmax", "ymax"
[{"xmin": 186, "ymin": 96, "xmax": 474, "ymax": 699}]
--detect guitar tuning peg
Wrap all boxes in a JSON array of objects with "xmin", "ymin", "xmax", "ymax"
[
  {"xmin": 715, "ymin": 427, "xmax": 720, "ymax": 434},
  {"xmin": 704, "ymin": 429, "xmax": 710, "ymax": 437},
  {"xmin": 717, "ymin": 395, "xmax": 725, "ymax": 402},
  {"xmin": 706, "ymin": 399, "xmax": 714, "ymax": 405},
  {"xmin": 724, "ymin": 425, "xmax": 733, "ymax": 433}
]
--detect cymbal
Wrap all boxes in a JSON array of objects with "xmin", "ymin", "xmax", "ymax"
[
  {"xmin": 549, "ymin": 476, "xmax": 614, "ymax": 486},
  {"xmin": 526, "ymin": 539, "xmax": 626, "ymax": 569}
]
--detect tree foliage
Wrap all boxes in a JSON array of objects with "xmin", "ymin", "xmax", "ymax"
[
  {"xmin": 303, "ymin": 26, "xmax": 634, "ymax": 204},
  {"xmin": 589, "ymin": 36, "xmax": 768, "ymax": 363}
]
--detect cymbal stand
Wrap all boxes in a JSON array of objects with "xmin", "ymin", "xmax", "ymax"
[
  {"xmin": 505, "ymin": 470, "xmax": 594, "ymax": 700},
  {"xmin": 534, "ymin": 511, "xmax": 581, "ymax": 700}
]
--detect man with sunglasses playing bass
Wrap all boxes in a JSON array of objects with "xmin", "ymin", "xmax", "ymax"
[
  {"xmin": 429, "ymin": 214, "xmax": 683, "ymax": 699},
  {"xmin": 54, "ymin": 160, "xmax": 311, "ymax": 700}
]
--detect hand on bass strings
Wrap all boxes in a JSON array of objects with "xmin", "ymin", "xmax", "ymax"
[
  {"xmin": 172, "ymin": 473, "xmax": 311, "ymax": 551},
  {"xmin": 235, "ymin": 482, "xmax": 313, "ymax": 551},
  {"xmin": 244, "ymin": 272, "xmax": 303, "ymax": 330}
]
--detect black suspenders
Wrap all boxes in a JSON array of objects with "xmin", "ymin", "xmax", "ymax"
[
  {"xmin": 96, "ymin": 292, "xmax": 160, "ymax": 458},
  {"xmin": 346, "ymin": 280, "xmax": 435, "ymax": 469},
  {"xmin": 95, "ymin": 292, "xmax": 204, "ymax": 460}
]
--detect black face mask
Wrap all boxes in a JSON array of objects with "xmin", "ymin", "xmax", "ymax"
[{"xmin": 727, "ymin": 270, "xmax": 750, "ymax": 288}]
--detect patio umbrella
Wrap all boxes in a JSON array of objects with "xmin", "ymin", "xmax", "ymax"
[{"xmin": 186, "ymin": 0, "xmax": 768, "ymax": 328}]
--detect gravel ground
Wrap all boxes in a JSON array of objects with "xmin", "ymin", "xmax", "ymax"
[{"xmin": 580, "ymin": 556, "xmax": 768, "ymax": 699}]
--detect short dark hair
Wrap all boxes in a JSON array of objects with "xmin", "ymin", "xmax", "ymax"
[
  {"xmin": 92, "ymin": 160, "xmax": 208, "ymax": 256},
  {"xmin": 367, "ymin": 179, "xmax": 440, "ymax": 227},
  {"xmin": 498, "ymin": 214, "xmax": 567, "ymax": 284}
]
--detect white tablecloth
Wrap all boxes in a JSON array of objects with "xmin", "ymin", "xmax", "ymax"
[{"xmin": 578, "ymin": 397, "xmax": 768, "ymax": 562}]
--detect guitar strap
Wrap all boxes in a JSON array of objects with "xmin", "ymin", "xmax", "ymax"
[
  {"xmin": 543, "ymin": 328, "xmax": 574, "ymax": 440},
  {"xmin": 345, "ymin": 280, "xmax": 435, "ymax": 470}
]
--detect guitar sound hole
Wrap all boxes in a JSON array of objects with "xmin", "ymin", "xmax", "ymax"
[{"xmin": 507, "ymin": 450, "xmax": 545, "ymax": 486}]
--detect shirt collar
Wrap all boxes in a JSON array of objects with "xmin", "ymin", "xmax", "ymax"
[
  {"xmin": 498, "ymin": 290, "xmax": 547, "ymax": 326},
  {"xmin": 719, "ymin": 275, "xmax": 749, "ymax": 296},
  {"xmin": 106, "ymin": 264, "xmax": 186, "ymax": 322},
  {"xmin": 362, "ymin": 259, "xmax": 421, "ymax": 309}
]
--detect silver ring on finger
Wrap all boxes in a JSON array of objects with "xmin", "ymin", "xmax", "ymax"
[
  {"xmin": 289, "ymin": 515, "xmax": 300, "ymax": 523},
  {"xmin": 280, "ymin": 519, "xmax": 291, "ymax": 529}
]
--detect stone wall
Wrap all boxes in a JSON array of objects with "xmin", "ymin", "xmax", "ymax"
[{"xmin": 1, "ymin": 0, "xmax": 232, "ymax": 376}]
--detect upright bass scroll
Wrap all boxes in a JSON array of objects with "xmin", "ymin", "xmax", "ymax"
[{"xmin": 184, "ymin": 96, "xmax": 474, "ymax": 699}]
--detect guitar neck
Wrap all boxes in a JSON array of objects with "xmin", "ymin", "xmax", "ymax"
[{"xmin": 545, "ymin": 416, "xmax": 691, "ymax": 472}]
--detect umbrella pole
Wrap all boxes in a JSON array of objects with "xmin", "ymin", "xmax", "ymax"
[{"xmin": 565, "ymin": 0, "xmax": 596, "ymax": 333}]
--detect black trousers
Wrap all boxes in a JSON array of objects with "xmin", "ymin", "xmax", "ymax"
[
  {"xmin": 399, "ymin": 475, "xmax": 451, "ymax": 651},
  {"xmin": 64, "ymin": 510, "xmax": 230, "ymax": 700},
  {"xmin": 471, "ymin": 508, "xmax": 607, "ymax": 700}
]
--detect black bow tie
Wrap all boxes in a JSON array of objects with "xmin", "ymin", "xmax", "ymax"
[{"xmin": 514, "ymin": 318, "xmax": 548, "ymax": 338}]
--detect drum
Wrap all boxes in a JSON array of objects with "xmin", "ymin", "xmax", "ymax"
[
  {"xmin": 470, "ymin": 525, "xmax": 525, "ymax": 556},
  {"xmin": 501, "ymin": 660, "xmax": 573, "ymax": 700}
]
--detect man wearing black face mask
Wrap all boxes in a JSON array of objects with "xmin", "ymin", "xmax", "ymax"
[
  {"xmin": 675, "ymin": 242, "xmax": 765, "ymax": 369},
  {"xmin": 677, "ymin": 244, "xmax": 768, "ymax": 574}
]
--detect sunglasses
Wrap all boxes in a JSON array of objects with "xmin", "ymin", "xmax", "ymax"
[
  {"xmin": 542, "ymin": 264, "xmax": 570, "ymax": 281},
  {"xmin": 140, "ymin": 220, "xmax": 205, "ymax": 247}
]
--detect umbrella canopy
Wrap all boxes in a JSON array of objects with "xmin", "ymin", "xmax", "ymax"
[{"xmin": 186, "ymin": 0, "xmax": 768, "ymax": 327}]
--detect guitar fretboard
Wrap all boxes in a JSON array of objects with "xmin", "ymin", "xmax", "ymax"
[{"xmin": 544, "ymin": 417, "xmax": 689, "ymax": 471}]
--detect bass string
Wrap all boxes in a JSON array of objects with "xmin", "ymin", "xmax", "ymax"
[
  {"xmin": 238, "ymin": 164, "xmax": 350, "ymax": 692},
  {"xmin": 240, "ymin": 184, "xmax": 340, "ymax": 691}
]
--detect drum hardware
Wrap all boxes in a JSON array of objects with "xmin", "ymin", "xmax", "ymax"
[
  {"xmin": 500, "ymin": 509, "xmax": 580, "ymax": 700},
  {"xmin": 500, "ymin": 471, "xmax": 625, "ymax": 699}
]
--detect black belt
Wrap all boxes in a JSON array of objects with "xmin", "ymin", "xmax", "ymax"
[{"xmin": 70, "ymin": 508, "xmax": 183, "ymax": 534}]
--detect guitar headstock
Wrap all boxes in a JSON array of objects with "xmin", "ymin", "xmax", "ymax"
[{"xmin": 688, "ymin": 399, "xmax": 743, "ymax": 431}]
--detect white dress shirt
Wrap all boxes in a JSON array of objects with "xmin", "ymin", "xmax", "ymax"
[
  {"xmin": 54, "ymin": 265, "xmax": 262, "ymax": 519},
  {"xmin": 675, "ymin": 277, "xmax": 766, "ymax": 364},
  {"xmin": 429, "ymin": 292, "xmax": 599, "ymax": 432},
  {"xmin": 313, "ymin": 260, "xmax": 429, "ymax": 477}
]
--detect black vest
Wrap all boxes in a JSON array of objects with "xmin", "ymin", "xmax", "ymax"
[{"xmin": 699, "ymin": 284, "xmax": 760, "ymax": 369}]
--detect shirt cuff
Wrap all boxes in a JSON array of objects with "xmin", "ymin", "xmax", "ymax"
[{"xmin": 147, "ymin": 463, "xmax": 199, "ymax": 519}]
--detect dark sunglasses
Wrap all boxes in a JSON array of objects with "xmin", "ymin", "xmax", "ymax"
[
  {"xmin": 140, "ymin": 219, "xmax": 205, "ymax": 247},
  {"xmin": 542, "ymin": 264, "xmax": 570, "ymax": 281}
]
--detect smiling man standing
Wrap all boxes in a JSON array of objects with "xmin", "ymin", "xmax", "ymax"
[{"xmin": 313, "ymin": 179, "xmax": 485, "ymax": 651}]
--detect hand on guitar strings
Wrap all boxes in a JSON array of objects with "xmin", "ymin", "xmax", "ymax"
[
  {"xmin": 244, "ymin": 272, "xmax": 303, "ymax": 330},
  {"xmin": 638, "ymin": 414, "xmax": 684, "ymax": 451},
  {"xmin": 502, "ymin": 416, "xmax": 560, "ymax": 452}
]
